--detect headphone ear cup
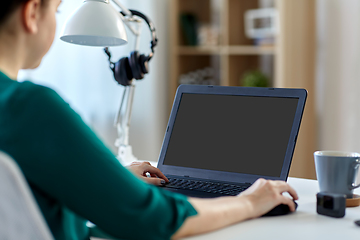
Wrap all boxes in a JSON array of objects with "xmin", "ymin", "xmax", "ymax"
[
  {"xmin": 114, "ymin": 57, "xmax": 133, "ymax": 86},
  {"xmin": 129, "ymin": 51, "xmax": 144, "ymax": 80},
  {"xmin": 139, "ymin": 54, "xmax": 149, "ymax": 74}
]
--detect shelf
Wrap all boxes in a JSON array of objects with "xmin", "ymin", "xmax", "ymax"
[
  {"xmin": 227, "ymin": 46, "xmax": 276, "ymax": 55},
  {"xmin": 176, "ymin": 46, "xmax": 276, "ymax": 56},
  {"xmin": 177, "ymin": 46, "xmax": 223, "ymax": 55}
]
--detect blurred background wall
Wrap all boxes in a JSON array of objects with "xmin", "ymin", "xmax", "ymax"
[{"xmin": 317, "ymin": 0, "xmax": 360, "ymax": 180}]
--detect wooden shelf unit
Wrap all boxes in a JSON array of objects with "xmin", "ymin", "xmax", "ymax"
[
  {"xmin": 170, "ymin": 0, "xmax": 277, "ymax": 93},
  {"xmin": 168, "ymin": 0, "xmax": 317, "ymax": 179}
]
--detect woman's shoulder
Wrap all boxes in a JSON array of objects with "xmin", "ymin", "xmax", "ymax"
[
  {"xmin": 6, "ymin": 81, "xmax": 65, "ymax": 112},
  {"xmin": 14, "ymin": 81, "xmax": 62, "ymax": 103},
  {"xmin": 17, "ymin": 81, "xmax": 57, "ymax": 96}
]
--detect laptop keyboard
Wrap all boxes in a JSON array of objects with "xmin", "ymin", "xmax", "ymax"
[{"xmin": 166, "ymin": 177, "xmax": 251, "ymax": 196}]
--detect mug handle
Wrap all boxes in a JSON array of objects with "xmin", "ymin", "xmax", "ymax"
[{"xmin": 350, "ymin": 159, "xmax": 360, "ymax": 190}]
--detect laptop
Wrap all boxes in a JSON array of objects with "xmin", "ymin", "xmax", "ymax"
[{"xmin": 158, "ymin": 85, "xmax": 307, "ymax": 198}]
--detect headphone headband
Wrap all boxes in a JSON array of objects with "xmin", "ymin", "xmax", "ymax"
[
  {"xmin": 121, "ymin": 9, "xmax": 158, "ymax": 56},
  {"xmin": 104, "ymin": 10, "xmax": 158, "ymax": 86},
  {"xmin": 105, "ymin": 10, "xmax": 158, "ymax": 71}
]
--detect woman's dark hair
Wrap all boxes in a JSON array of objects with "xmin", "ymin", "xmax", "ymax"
[{"xmin": 0, "ymin": 0, "xmax": 45, "ymax": 26}]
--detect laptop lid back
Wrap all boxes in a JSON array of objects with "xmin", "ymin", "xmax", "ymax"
[{"xmin": 158, "ymin": 85, "xmax": 307, "ymax": 184}]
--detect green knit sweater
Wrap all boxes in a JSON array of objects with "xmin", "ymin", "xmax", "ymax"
[{"xmin": 0, "ymin": 71, "xmax": 197, "ymax": 240}]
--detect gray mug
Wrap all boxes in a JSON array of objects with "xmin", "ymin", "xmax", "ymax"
[{"xmin": 314, "ymin": 151, "xmax": 360, "ymax": 198}]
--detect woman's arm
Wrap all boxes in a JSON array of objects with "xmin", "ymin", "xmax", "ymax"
[
  {"xmin": 173, "ymin": 178, "xmax": 298, "ymax": 239},
  {"xmin": 7, "ymin": 84, "xmax": 196, "ymax": 240}
]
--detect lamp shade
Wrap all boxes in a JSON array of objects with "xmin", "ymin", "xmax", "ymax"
[{"xmin": 60, "ymin": 0, "xmax": 128, "ymax": 47}]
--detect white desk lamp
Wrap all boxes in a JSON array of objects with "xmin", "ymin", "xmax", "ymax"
[{"xmin": 60, "ymin": 0, "xmax": 157, "ymax": 164}]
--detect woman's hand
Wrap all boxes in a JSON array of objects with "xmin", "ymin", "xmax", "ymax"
[
  {"xmin": 173, "ymin": 178, "xmax": 298, "ymax": 239},
  {"xmin": 238, "ymin": 178, "xmax": 299, "ymax": 218},
  {"xmin": 126, "ymin": 161, "xmax": 169, "ymax": 186}
]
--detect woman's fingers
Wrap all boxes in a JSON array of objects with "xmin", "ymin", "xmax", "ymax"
[
  {"xmin": 267, "ymin": 181, "xmax": 299, "ymax": 210},
  {"xmin": 280, "ymin": 195, "xmax": 297, "ymax": 212},
  {"xmin": 127, "ymin": 162, "xmax": 170, "ymax": 185},
  {"xmin": 239, "ymin": 178, "xmax": 298, "ymax": 218},
  {"xmin": 131, "ymin": 162, "xmax": 169, "ymax": 186},
  {"xmin": 273, "ymin": 181, "xmax": 299, "ymax": 200},
  {"xmin": 144, "ymin": 177, "xmax": 166, "ymax": 186},
  {"xmin": 142, "ymin": 165, "xmax": 169, "ymax": 182}
]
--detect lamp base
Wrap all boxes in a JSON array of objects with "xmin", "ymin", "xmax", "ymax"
[{"xmin": 117, "ymin": 145, "xmax": 138, "ymax": 165}]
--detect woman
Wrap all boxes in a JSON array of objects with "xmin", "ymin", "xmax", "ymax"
[{"xmin": 0, "ymin": 0, "xmax": 298, "ymax": 239}]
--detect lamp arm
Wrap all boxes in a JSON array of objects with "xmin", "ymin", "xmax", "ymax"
[
  {"xmin": 114, "ymin": 83, "xmax": 137, "ymax": 163},
  {"xmin": 103, "ymin": 0, "xmax": 139, "ymax": 36},
  {"xmin": 111, "ymin": 0, "xmax": 132, "ymax": 17},
  {"xmin": 122, "ymin": 17, "xmax": 141, "ymax": 37}
]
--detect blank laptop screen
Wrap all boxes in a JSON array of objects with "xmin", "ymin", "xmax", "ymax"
[{"xmin": 163, "ymin": 93, "xmax": 299, "ymax": 178}]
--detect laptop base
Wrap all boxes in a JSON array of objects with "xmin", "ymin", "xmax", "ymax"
[{"xmin": 163, "ymin": 188, "xmax": 224, "ymax": 198}]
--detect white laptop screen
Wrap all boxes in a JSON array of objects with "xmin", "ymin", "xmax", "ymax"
[{"xmin": 162, "ymin": 93, "xmax": 299, "ymax": 178}]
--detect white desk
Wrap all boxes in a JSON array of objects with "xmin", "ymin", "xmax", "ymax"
[
  {"xmin": 94, "ymin": 162, "xmax": 360, "ymax": 240},
  {"xmin": 182, "ymin": 177, "xmax": 360, "ymax": 240}
]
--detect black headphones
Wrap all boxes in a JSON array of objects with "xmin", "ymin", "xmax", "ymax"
[{"xmin": 104, "ymin": 10, "xmax": 158, "ymax": 86}]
